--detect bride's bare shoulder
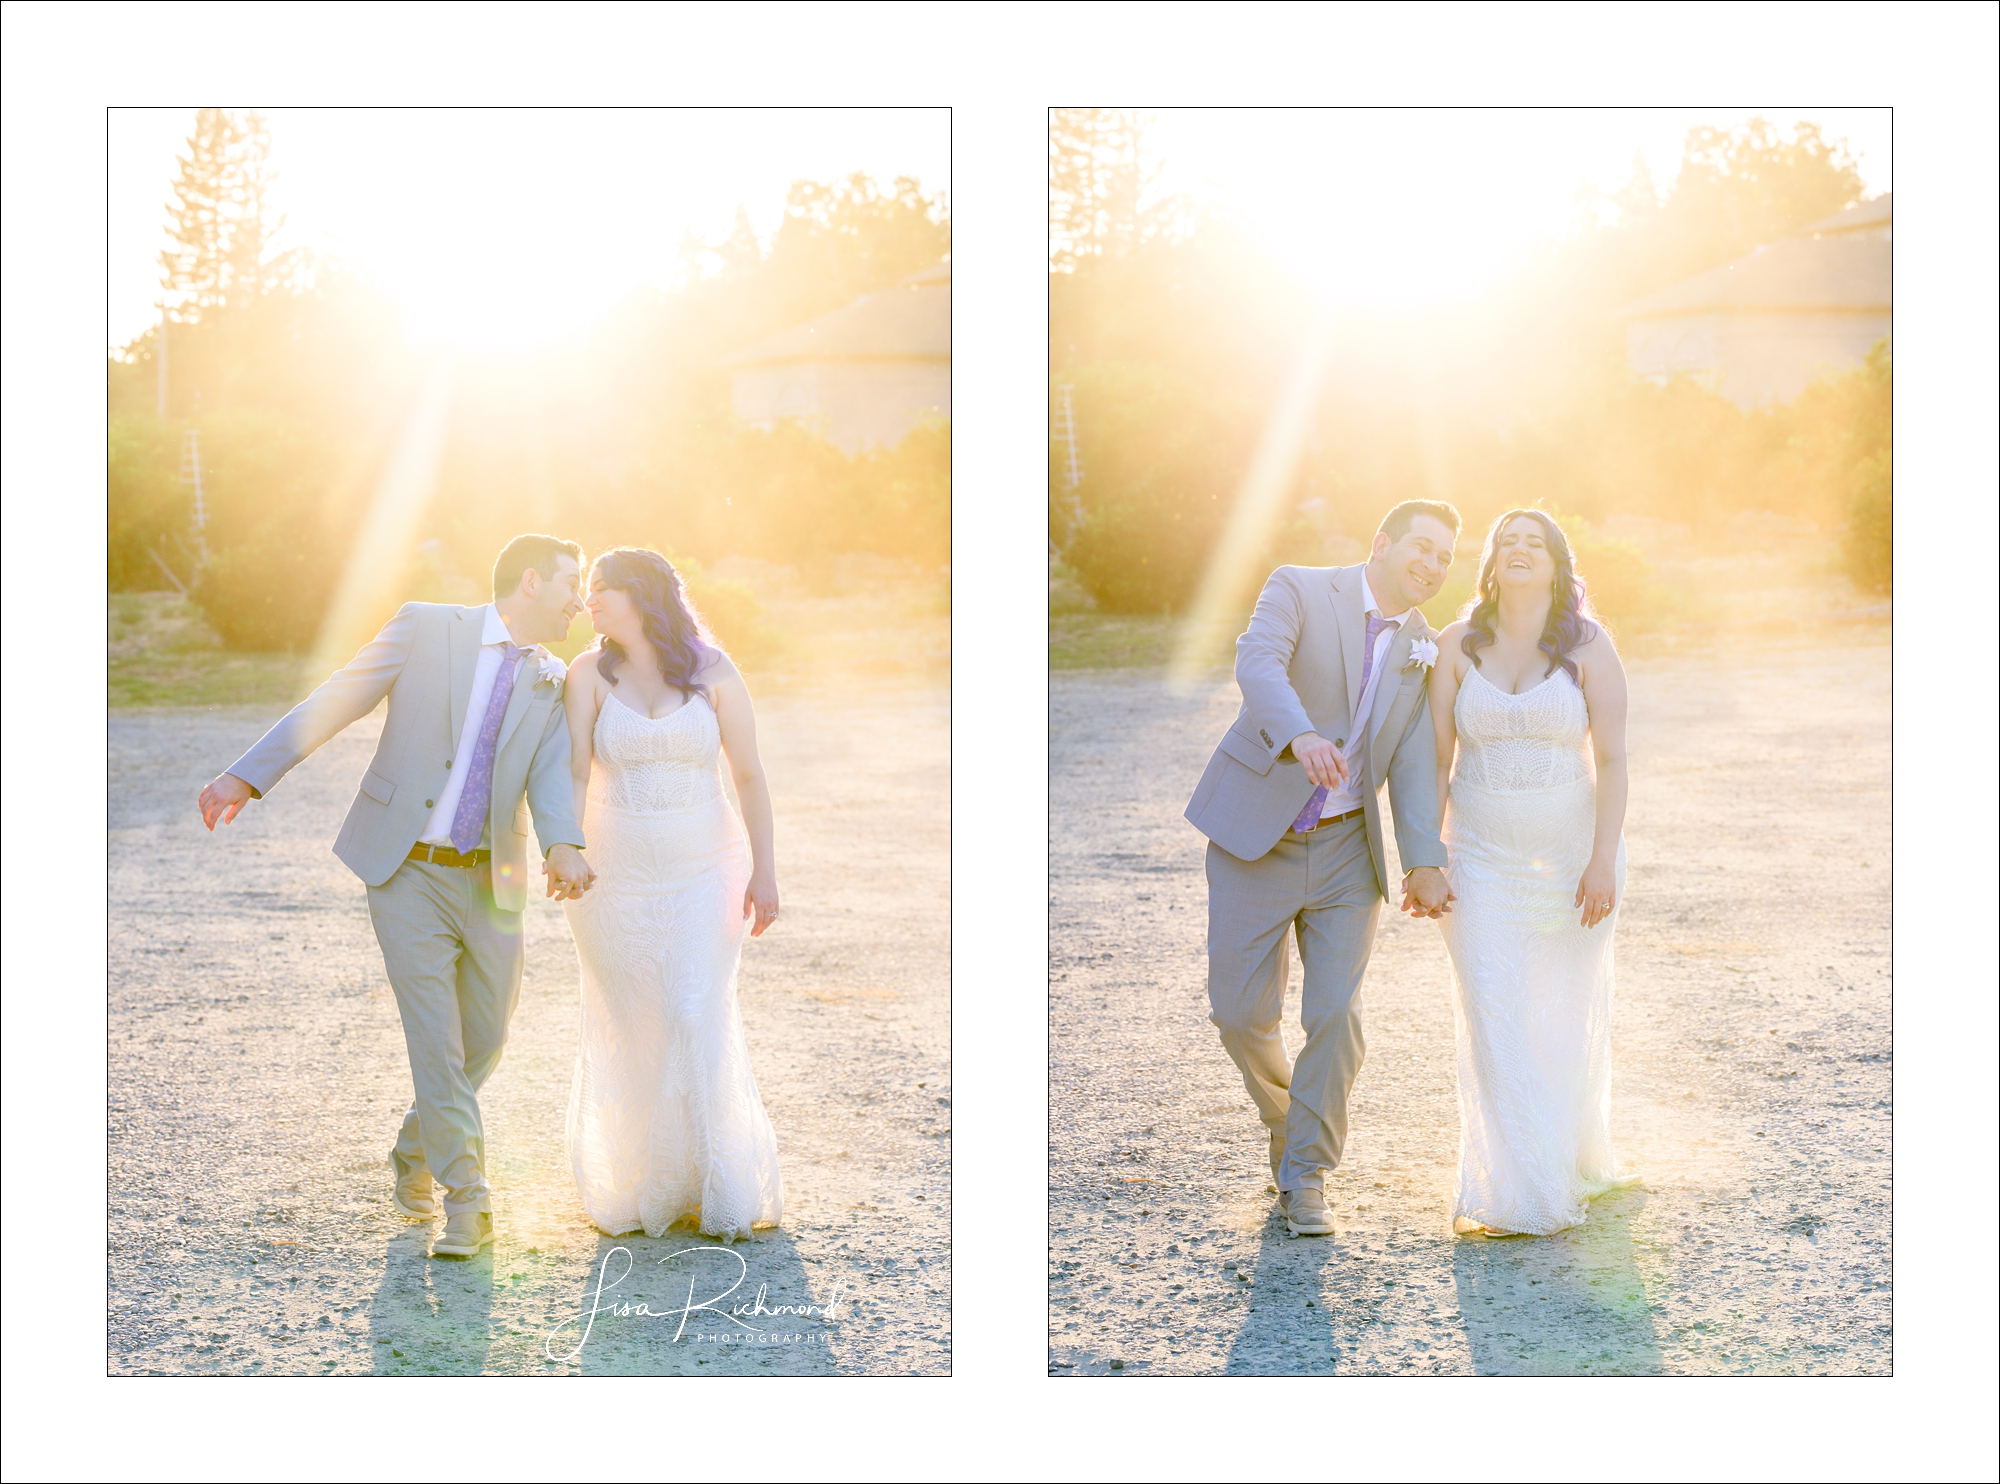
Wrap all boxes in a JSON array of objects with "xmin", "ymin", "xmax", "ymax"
[
  {"xmin": 696, "ymin": 645, "xmax": 742, "ymax": 687},
  {"xmin": 1572, "ymin": 622, "xmax": 1624, "ymax": 686},
  {"xmin": 1576, "ymin": 622, "xmax": 1622, "ymax": 662},
  {"xmin": 1432, "ymin": 620, "xmax": 1472, "ymax": 676},
  {"xmin": 565, "ymin": 651, "xmax": 607, "ymax": 696}
]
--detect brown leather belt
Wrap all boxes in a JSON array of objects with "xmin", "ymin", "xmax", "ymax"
[
  {"xmin": 1300, "ymin": 808, "xmax": 1365, "ymax": 832},
  {"xmin": 408, "ymin": 842, "xmax": 490, "ymax": 868}
]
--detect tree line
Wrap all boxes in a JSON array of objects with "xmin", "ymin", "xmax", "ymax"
[
  {"xmin": 1049, "ymin": 112, "xmax": 1891, "ymax": 626},
  {"xmin": 111, "ymin": 110, "xmax": 951, "ymax": 652}
]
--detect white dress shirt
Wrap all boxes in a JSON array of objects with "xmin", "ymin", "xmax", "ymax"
[
  {"xmin": 418, "ymin": 604, "xmax": 521, "ymax": 847},
  {"xmin": 1316, "ymin": 572, "xmax": 1421, "ymax": 818}
]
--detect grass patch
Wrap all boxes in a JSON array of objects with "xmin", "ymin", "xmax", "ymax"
[
  {"xmin": 1050, "ymin": 613, "xmax": 1233, "ymax": 672},
  {"xmin": 545, "ymin": 555, "xmax": 949, "ymax": 688},
  {"xmin": 736, "ymin": 555, "xmax": 950, "ymax": 687},
  {"xmin": 1052, "ymin": 524, "xmax": 1889, "ymax": 670},
  {"xmin": 111, "ymin": 558, "xmax": 950, "ymax": 710},
  {"xmin": 110, "ymin": 593, "xmax": 309, "ymax": 709}
]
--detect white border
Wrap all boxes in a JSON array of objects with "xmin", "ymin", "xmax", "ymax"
[{"xmin": 3, "ymin": 4, "xmax": 1995, "ymax": 1481}]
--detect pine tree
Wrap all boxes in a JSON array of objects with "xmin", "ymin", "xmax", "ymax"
[
  {"xmin": 719, "ymin": 205, "xmax": 763, "ymax": 276},
  {"xmin": 158, "ymin": 108, "xmax": 285, "ymax": 319},
  {"xmin": 159, "ymin": 109, "xmax": 241, "ymax": 317},
  {"xmin": 225, "ymin": 111, "xmax": 283, "ymax": 302},
  {"xmin": 1049, "ymin": 110, "xmax": 1162, "ymax": 270}
]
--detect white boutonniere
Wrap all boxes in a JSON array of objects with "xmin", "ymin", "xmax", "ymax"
[
  {"xmin": 534, "ymin": 648, "xmax": 568, "ymax": 686},
  {"xmin": 1405, "ymin": 637, "xmax": 1440, "ymax": 673}
]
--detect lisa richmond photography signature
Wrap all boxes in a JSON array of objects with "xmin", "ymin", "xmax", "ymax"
[{"xmin": 545, "ymin": 1246, "xmax": 849, "ymax": 1362}]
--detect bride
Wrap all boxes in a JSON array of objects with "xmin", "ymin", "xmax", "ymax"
[
  {"xmin": 1428, "ymin": 509, "xmax": 1638, "ymax": 1237},
  {"xmin": 555, "ymin": 546, "xmax": 783, "ymax": 1240}
]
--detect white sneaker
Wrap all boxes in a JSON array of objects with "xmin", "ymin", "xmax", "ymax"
[
  {"xmin": 1280, "ymin": 1188, "xmax": 1336, "ymax": 1237},
  {"xmin": 389, "ymin": 1150, "xmax": 436, "ymax": 1221},
  {"xmin": 431, "ymin": 1210, "xmax": 493, "ymax": 1257}
]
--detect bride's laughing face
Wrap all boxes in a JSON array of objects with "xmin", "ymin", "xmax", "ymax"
[
  {"xmin": 584, "ymin": 572, "xmax": 644, "ymax": 646},
  {"xmin": 1491, "ymin": 516, "xmax": 1558, "ymax": 592}
]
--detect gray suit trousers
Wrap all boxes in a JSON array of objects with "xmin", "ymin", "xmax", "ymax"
[
  {"xmin": 1206, "ymin": 815, "xmax": 1381, "ymax": 1193},
  {"xmin": 367, "ymin": 858, "xmax": 525, "ymax": 1215}
]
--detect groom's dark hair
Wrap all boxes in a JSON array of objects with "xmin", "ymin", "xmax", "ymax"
[
  {"xmin": 492, "ymin": 534, "xmax": 583, "ymax": 600},
  {"xmin": 1378, "ymin": 500, "xmax": 1462, "ymax": 543}
]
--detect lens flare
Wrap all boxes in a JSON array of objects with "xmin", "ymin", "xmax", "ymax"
[
  {"xmin": 1169, "ymin": 316, "xmax": 1336, "ymax": 692},
  {"xmin": 302, "ymin": 359, "xmax": 456, "ymax": 695}
]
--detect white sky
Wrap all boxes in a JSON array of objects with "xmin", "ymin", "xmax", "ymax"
[
  {"xmin": 109, "ymin": 107, "xmax": 949, "ymax": 350},
  {"xmin": 1146, "ymin": 108, "xmax": 1891, "ymax": 305}
]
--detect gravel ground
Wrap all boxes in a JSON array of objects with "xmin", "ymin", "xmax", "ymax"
[
  {"xmin": 1049, "ymin": 638, "xmax": 1890, "ymax": 1376},
  {"xmin": 109, "ymin": 681, "xmax": 949, "ymax": 1376}
]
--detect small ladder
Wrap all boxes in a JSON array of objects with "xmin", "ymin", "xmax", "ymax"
[
  {"xmin": 1053, "ymin": 385, "xmax": 1085, "ymax": 542},
  {"xmin": 179, "ymin": 428, "xmax": 210, "ymax": 569},
  {"xmin": 1054, "ymin": 384, "xmax": 1084, "ymax": 492}
]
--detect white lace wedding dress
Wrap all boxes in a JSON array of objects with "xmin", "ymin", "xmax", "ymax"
[
  {"xmin": 564, "ymin": 691, "xmax": 783, "ymax": 1240},
  {"xmin": 1438, "ymin": 665, "xmax": 1636, "ymax": 1235}
]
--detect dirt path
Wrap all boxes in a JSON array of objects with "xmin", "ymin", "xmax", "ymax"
[
  {"xmin": 109, "ymin": 681, "xmax": 949, "ymax": 1375},
  {"xmin": 1049, "ymin": 638, "xmax": 1889, "ymax": 1375}
]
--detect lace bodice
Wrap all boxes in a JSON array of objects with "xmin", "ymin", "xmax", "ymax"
[
  {"xmin": 588, "ymin": 691, "xmax": 726, "ymax": 813},
  {"xmin": 1452, "ymin": 665, "xmax": 1592, "ymax": 791},
  {"xmin": 566, "ymin": 685, "xmax": 778, "ymax": 1240},
  {"xmin": 1439, "ymin": 659, "xmax": 1632, "ymax": 1236}
]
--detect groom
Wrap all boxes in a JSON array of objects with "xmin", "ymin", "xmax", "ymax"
[
  {"xmin": 1184, "ymin": 500, "xmax": 1460, "ymax": 1236},
  {"xmin": 197, "ymin": 534, "xmax": 596, "ymax": 1258}
]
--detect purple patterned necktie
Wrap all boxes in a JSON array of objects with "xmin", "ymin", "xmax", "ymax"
[
  {"xmin": 449, "ymin": 643, "xmax": 523, "ymax": 853},
  {"xmin": 1292, "ymin": 613, "xmax": 1397, "ymax": 833}
]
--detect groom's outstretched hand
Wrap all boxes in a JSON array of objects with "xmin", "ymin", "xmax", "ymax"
[
  {"xmin": 1401, "ymin": 866, "xmax": 1453, "ymax": 918},
  {"xmin": 198, "ymin": 773, "xmax": 255, "ymax": 830},
  {"xmin": 544, "ymin": 843, "xmax": 595, "ymax": 900},
  {"xmin": 1287, "ymin": 732, "xmax": 1350, "ymax": 790}
]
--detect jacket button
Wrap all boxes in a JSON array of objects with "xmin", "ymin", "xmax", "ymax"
[
  {"xmin": 445, "ymin": 759, "xmax": 452, "ymax": 769},
  {"xmin": 425, "ymin": 800, "xmax": 435, "ymax": 809},
  {"xmin": 1334, "ymin": 738, "xmax": 1345, "ymax": 748}
]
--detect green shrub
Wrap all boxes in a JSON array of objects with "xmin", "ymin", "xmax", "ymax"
[
  {"xmin": 1061, "ymin": 363, "xmax": 1257, "ymax": 614},
  {"xmin": 687, "ymin": 567, "xmax": 782, "ymax": 668},
  {"xmin": 109, "ymin": 417, "xmax": 191, "ymax": 591},
  {"xmin": 1049, "ymin": 552, "xmax": 1097, "ymax": 614},
  {"xmin": 1843, "ymin": 447, "xmax": 1890, "ymax": 595},
  {"xmin": 191, "ymin": 535, "xmax": 336, "ymax": 653},
  {"xmin": 1569, "ymin": 522, "xmax": 1671, "ymax": 636}
]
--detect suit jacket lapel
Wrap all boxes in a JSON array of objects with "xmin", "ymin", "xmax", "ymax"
[
  {"xmin": 1330, "ymin": 567, "xmax": 1366, "ymax": 728},
  {"xmin": 493, "ymin": 651, "xmax": 539, "ymax": 757},
  {"xmin": 1369, "ymin": 615, "xmax": 1428, "ymax": 782},
  {"xmin": 448, "ymin": 608, "xmax": 479, "ymax": 745}
]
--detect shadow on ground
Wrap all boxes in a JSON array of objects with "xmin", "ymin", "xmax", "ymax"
[
  {"xmin": 1450, "ymin": 1188, "xmax": 1666, "ymax": 1374},
  {"xmin": 369, "ymin": 1226, "xmax": 494, "ymax": 1375}
]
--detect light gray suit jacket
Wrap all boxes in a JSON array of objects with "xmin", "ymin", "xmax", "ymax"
[
  {"xmin": 226, "ymin": 602, "xmax": 583, "ymax": 913},
  {"xmin": 1184, "ymin": 563, "xmax": 1447, "ymax": 897}
]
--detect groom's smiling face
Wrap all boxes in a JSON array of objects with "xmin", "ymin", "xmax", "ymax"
[
  {"xmin": 1370, "ymin": 515, "xmax": 1456, "ymax": 613},
  {"xmin": 514, "ymin": 555, "xmax": 583, "ymax": 644}
]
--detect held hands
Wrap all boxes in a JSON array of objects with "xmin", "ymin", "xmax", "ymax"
[
  {"xmin": 1401, "ymin": 865, "xmax": 1454, "ymax": 919},
  {"xmin": 198, "ymin": 773, "xmax": 255, "ymax": 830},
  {"xmin": 1575, "ymin": 858, "xmax": 1617, "ymax": 928},
  {"xmin": 543, "ymin": 843, "xmax": 596, "ymax": 901},
  {"xmin": 744, "ymin": 871, "xmax": 780, "ymax": 937},
  {"xmin": 1287, "ymin": 731, "xmax": 1350, "ymax": 791}
]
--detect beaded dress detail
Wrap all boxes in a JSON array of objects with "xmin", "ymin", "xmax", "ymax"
[
  {"xmin": 564, "ymin": 691, "xmax": 782, "ymax": 1239},
  {"xmin": 1438, "ymin": 666, "xmax": 1635, "ymax": 1235}
]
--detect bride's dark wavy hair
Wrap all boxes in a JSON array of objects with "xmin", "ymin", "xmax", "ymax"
[
  {"xmin": 590, "ymin": 546, "xmax": 718, "ymax": 702},
  {"xmin": 1458, "ymin": 508, "xmax": 1603, "ymax": 685}
]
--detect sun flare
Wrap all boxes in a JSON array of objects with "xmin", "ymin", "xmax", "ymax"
[{"xmin": 109, "ymin": 108, "xmax": 948, "ymax": 352}]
